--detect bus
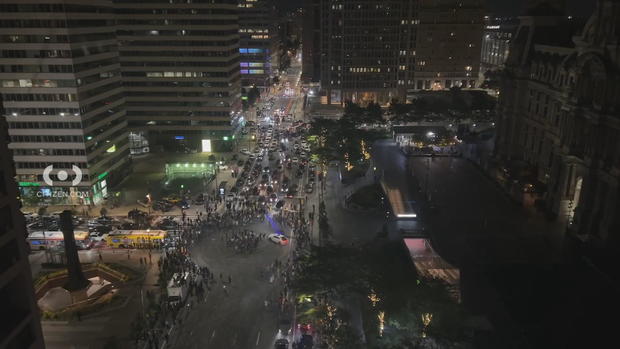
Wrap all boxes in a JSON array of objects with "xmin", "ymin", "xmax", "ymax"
[
  {"xmin": 104, "ymin": 230, "xmax": 167, "ymax": 249},
  {"xmin": 27, "ymin": 231, "xmax": 92, "ymax": 251}
]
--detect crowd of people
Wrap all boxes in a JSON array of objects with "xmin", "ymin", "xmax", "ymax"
[{"xmin": 223, "ymin": 229, "xmax": 263, "ymax": 254}]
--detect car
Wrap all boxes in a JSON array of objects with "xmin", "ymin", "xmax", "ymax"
[
  {"xmin": 226, "ymin": 193, "xmax": 235, "ymax": 202},
  {"xmin": 305, "ymin": 183, "xmax": 314, "ymax": 193},
  {"xmin": 274, "ymin": 339, "xmax": 289, "ymax": 349},
  {"xmin": 153, "ymin": 200, "xmax": 173, "ymax": 212},
  {"xmin": 89, "ymin": 231, "xmax": 107, "ymax": 242},
  {"xmin": 164, "ymin": 195, "xmax": 182, "ymax": 204},
  {"xmin": 178, "ymin": 200, "xmax": 190, "ymax": 209},
  {"xmin": 269, "ymin": 193, "xmax": 278, "ymax": 202},
  {"xmin": 263, "ymin": 166, "xmax": 270, "ymax": 173},
  {"xmin": 292, "ymin": 157, "xmax": 298, "ymax": 163},
  {"xmin": 268, "ymin": 233, "xmax": 289, "ymax": 245}
]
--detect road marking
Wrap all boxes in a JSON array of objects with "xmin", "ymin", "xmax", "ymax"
[
  {"xmin": 210, "ymin": 330, "xmax": 216, "ymax": 341},
  {"xmin": 256, "ymin": 331, "xmax": 261, "ymax": 346},
  {"xmin": 232, "ymin": 333, "xmax": 238, "ymax": 345}
]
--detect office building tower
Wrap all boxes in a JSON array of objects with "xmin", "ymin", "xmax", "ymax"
[
  {"xmin": 0, "ymin": 97, "xmax": 45, "ymax": 348},
  {"xmin": 413, "ymin": 0, "xmax": 485, "ymax": 91},
  {"xmin": 495, "ymin": 0, "xmax": 620, "ymax": 245},
  {"xmin": 319, "ymin": 0, "xmax": 414, "ymax": 105},
  {"xmin": 0, "ymin": 0, "xmax": 130, "ymax": 205},
  {"xmin": 114, "ymin": 0, "xmax": 241, "ymax": 152},
  {"xmin": 480, "ymin": 16, "xmax": 518, "ymax": 74},
  {"xmin": 238, "ymin": 0, "xmax": 278, "ymax": 92},
  {"xmin": 302, "ymin": 0, "xmax": 321, "ymax": 83}
]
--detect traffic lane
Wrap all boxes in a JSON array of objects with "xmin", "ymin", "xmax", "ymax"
[{"xmin": 177, "ymin": 220, "xmax": 291, "ymax": 349}]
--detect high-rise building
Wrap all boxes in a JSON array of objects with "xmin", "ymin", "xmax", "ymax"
[
  {"xmin": 0, "ymin": 0, "xmax": 130, "ymax": 205},
  {"xmin": 495, "ymin": 0, "xmax": 620, "ymax": 246},
  {"xmin": 302, "ymin": 0, "xmax": 321, "ymax": 83},
  {"xmin": 479, "ymin": 16, "xmax": 518, "ymax": 74},
  {"xmin": 319, "ymin": 0, "xmax": 415, "ymax": 105},
  {"xmin": 317, "ymin": 0, "xmax": 484, "ymax": 105},
  {"xmin": 238, "ymin": 0, "xmax": 278, "ymax": 92},
  {"xmin": 413, "ymin": 0, "xmax": 485, "ymax": 91},
  {"xmin": 0, "ymin": 98, "xmax": 45, "ymax": 348},
  {"xmin": 114, "ymin": 0, "xmax": 241, "ymax": 152}
]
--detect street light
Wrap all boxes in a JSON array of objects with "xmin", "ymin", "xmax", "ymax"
[{"xmin": 146, "ymin": 194, "xmax": 151, "ymax": 214}]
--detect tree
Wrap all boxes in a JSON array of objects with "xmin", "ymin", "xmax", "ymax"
[
  {"xmin": 291, "ymin": 242, "xmax": 470, "ymax": 347},
  {"xmin": 388, "ymin": 100, "xmax": 412, "ymax": 122},
  {"xmin": 100, "ymin": 207, "xmax": 108, "ymax": 217},
  {"xmin": 344, "ymin": 101, "xmax": 364, "ymax": 120},
  {"xmin": 450, "ymin": 87, "xmax": 469, "ymax": 112},
  {"xmin": 365, "ymin": 102, "xmax": 383, "ymax": 124},
  {"xmin": 248, "ymin": 86, "xmax": 260, "ymax": 106},
  {"xmin": 318, "ymin": 201, "xmax": 332, "ymax": 246}
]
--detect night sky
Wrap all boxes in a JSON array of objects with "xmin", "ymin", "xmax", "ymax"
[{"xmin": 275, "ymin": 0, "xmax": 596, "ymax": 17}]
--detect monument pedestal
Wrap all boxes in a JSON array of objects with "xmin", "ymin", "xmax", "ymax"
[{"xmin": 69, "ymin": 283, "xmax": 91, "ymax": 303}]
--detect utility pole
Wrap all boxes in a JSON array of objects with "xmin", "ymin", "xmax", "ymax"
[{"xmin": 425, "ymin": 157, "xmax": 431, "ymax": 202}]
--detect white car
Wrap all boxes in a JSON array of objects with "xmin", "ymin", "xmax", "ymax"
[
  {"xmin": 268, "ymin": 233, "xmax": 289, "ymax": 245},
  {"xmin": 292, "ymin": 157, "xmax": 298, "ymax": 163}
]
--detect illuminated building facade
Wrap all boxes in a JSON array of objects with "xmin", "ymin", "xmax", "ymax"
[
  {"xmin": 238, "ymin": 0, "xmax": 278, "ymax": 91},
  {"xmin": 0, "ymin": 0, "xmax": 130, "ymax": 205},
  {"xmin": 115, "ymin": 0, "xmax": 241, "ymax": 152},
  {"xmin": 413, "ymin": 0, "xmax": 485, "ymax": 91},
  {"xmin": 320, "ymin": 0, "xmax": 416, "ymax": 105},
  {"xmin": 480, "ymin": 16, "xmax": 518, "ymax": 74},
  {"xmin": 495, "ymin": 0, "xmax": 620, "ymax": 246}
]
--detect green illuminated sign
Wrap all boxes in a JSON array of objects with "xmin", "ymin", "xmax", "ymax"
[
  {"xmin": 97, "ymin": 171, "xmax": 109, "ymax": 180},
  {"xmin": 223, "ymin": 136, "xmax": 229, "ymax": 141},
  {"xmin": 19, "ymin": 182, "xmax": 40, "ymax": 187}
]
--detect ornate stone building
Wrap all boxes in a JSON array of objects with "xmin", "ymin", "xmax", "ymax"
[{"xmin": 495, "ymin": 0, "xmax": 620, "ymax": 248}]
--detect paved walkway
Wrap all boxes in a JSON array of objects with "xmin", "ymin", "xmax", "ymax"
[{"xmin": 40, "ymin": 249, "xmax": 161, "ymax": 349}]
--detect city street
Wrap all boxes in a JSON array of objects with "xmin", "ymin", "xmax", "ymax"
[{"xmin": 169, "ymin": 56, "xmax": 314, "ymax": 349}]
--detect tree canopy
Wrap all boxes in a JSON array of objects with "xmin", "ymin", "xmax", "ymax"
[{"xmin": 291, "ymin": 242, "xmax": 470, "ymax": 347}]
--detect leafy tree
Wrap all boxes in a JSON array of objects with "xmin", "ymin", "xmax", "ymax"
[
  {"xmin": 100, "ymin": 207, "xmax": 108, "ymax": 217},
  {"xmin": 248, "ymin": 86, "xmax": 260, "ymax": 106},
  {"xmin": 389, "ymin": 100, "xmax": 413, "ymax": 122},
  {"xmin": 365, "ymin": 102, "xmax": 384, "ymax": 124},
  {"xmin": 344, "ymin": 101, "xmax": 364, "ymax": 118},
  {"xmin": 450, "ymin": 87, "xmax": 469, "ymax": 112},
  {"xmin": 291, "ymin": 242, "xmax": 470, "ymax": 346},
  {"xmin": 318, "ymin": 201, "xmax": 332, "ymax": 245}
]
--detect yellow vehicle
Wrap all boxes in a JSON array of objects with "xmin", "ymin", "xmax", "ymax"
[
  {"xmin": 163, "ymin": 195, "xmax": 182, "ymax": 204},
  {"xmin": 105, "ymin": 230, "xmax": 167, "ymax": 248}
]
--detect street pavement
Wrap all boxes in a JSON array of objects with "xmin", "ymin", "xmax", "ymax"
[
  {"xmin": 39, "ymin": 249, "xmax": 161, "ymax": 349},
  {"xmin": 168, "ymin": 57, "xmax": 308, "ymax": 349}
]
